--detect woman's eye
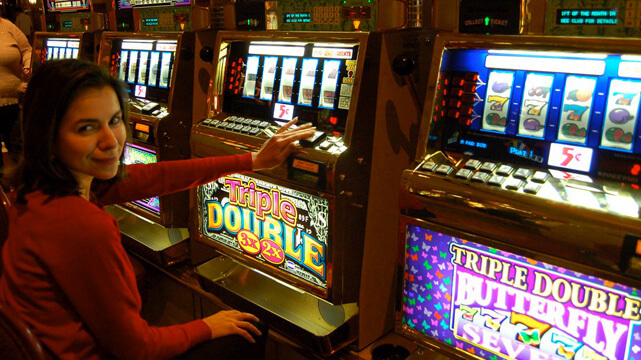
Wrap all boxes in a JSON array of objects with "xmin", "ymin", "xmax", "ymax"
[
  {"xmin": 110, "ymin": 117, "xmax": 122, "ymax": 125},
  {"xmin": 78, "ymin": 124, "xmax": 95, "ymax": 133}
]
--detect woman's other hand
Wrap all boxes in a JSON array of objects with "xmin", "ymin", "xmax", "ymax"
[
  {"xmin": 202, "ymin": 310, "xmax": 262, "ymax": 343},
  {"xmin": 251, "ymin": 118, "xmax": 317, "ymax": 171}
]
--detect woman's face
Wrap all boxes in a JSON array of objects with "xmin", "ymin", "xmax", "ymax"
[{"xmin": 56, "ymin": 86, "xmax": 126, "ymax": 189}]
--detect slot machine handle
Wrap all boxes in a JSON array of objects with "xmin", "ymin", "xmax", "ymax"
[{"xmin": 392, "ymin": 54, "xmax": 422, "ymax": 115}]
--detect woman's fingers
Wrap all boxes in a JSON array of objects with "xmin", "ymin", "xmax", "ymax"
[
  {"xmin": 275, "ymin": 117, "xmax": 299, "ymax": 133},
  {"xmin": 281, "ymin": 126, "xmax": 316, "ymax": 141}
]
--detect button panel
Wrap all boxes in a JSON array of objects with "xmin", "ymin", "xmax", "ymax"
[
  {"xmin": 200, "ymin": 116, "xmax": 344, "ymax": 153},
  {"xmin": 418, "ymin": 157, "xmax": 552, "ymax": 196}
]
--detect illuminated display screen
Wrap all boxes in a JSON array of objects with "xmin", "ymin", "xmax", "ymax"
[
  {"xmin": 110, "ymin": 39, "xmax": 177, "ymax": 104},
  {"xmin": 197, "ymin": 173, "xmax": 329, "ymax": 289},
  {"xmin": 221, "ymin": 40, "xmax": 359, "ymax": 133},
  {"xmin": 430, "ymin": 47, "xmax": 641, "ymax": 179},
  {"xmin": 118, "ymin": 0, "xmax": 189, "ymax": 9},
  {"xmin": 43, "ymin": 38, "xmax": 80, "ymax": 62},
  {"xmin": 401, "ymin": 224, "xmax": 641, "ymax": 360},
  {"xmin": 122, "ymin": 143, "xmax": 160, "ymax": 215},
  {"xmin": 284, "ymin": 12, "xmax": 312, "ymax": 23},
  {"xmin": 46, "ymin": 0, "xmax": 90, "ymax": 12},
  {"xmin": 556, "ymin": 9, "xmax": 618, "ymax": 26}
]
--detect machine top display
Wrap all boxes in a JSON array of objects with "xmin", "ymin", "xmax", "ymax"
[
  {"xmin": 117, "ymin": 0, "xmax": 189, "ymax": 10},
  {"xmin": 421, "ymin": 35, "xmax": 641, "ymax": 212},
  {"xmin": 108, "ymin": 38, "xmax": 178, "ymax": 105},
  {"xmin": 44, "ymin": 37, "xmax": 80, "ymax": 61},
  {"xmin": 214, "ymin": 38, "xmax": 361, "ymax": 135},
  {"xmin": 46, "ymin": 0, "xmax": 91, "ymax": 12}
]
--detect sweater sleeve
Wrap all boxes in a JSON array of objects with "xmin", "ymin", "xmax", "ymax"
[
  {"xmin": 16, "ymin": 28, "xmax": 31, "ymax": 71},
  {"xmin": 96, "ymin": 153, "xmax": 253, "ymax": 205},
  {"xmin": 44, "ymin": 201, "xmax": 211, "ymax": 359},
  {"xmin": 7, "ymin": 20, "xmax": 31, "ymax": 72}
]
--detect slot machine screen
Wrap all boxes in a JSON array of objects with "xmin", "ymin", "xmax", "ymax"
[
  {"xmin": 44, "ymin": 38, "xmax": 80, "ymax": 60},
  {"xmin": 219, "ymin": 40, "xmax": 360, "ymax": 133},
  {"xmin": 109, "ymin": 39, "xmax": 177, "ymax": 104},
  {"xmin": 117, "ymin": 0, "xmax": 189, "ymax": 10},
  {"xmin": 400, "ymin": 224, "xmax": 641, "ymax": 360},
  {"xmin": 123, "ymin": 143, "xmax": 160, "ymax": 215},
  {"xmin": 429, "ymin": 46, "xmax": 641, "ymax": 184},
  {"xmin": 46, "ymin": 0, "xmax": 90, "ymax": 12}
]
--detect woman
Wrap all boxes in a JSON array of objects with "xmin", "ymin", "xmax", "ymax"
[
  {"xmin": 0, "ymin": 59, "xmax": 316, "ymax": 359},
  {"xmin": 0, "ymin": 14, "xmax": 31, "ymax": 170}
]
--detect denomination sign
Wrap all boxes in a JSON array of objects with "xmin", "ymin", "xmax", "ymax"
[{"xmin": 197, "ymin": 174, "xmax": 330, "ymax": 289}]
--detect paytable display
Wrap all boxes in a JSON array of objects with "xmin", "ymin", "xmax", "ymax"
[{"xmin": 401, "ymin": 224, "xmax": 641, "ymax": 360}]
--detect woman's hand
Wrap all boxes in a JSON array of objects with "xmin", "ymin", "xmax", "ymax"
[
  {"xmin": 251, "ymin": 118, "xmax": 317, "ymax": 171},
  {"xmin": 202, "ymin": 310, "xmax": 261, "ymax": 343}
]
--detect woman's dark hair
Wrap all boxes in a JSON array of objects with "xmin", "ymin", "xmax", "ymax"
[{"xmin": 9, "ymin": 59, "xmax": 131, "ymax": 203}]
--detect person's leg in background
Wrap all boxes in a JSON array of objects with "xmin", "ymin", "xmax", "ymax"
[
  {"xmin": 6, "ymin": 104, "xmax": 21, "ymax": 165},
  {"xmin": 0, "ymin": 104, "xmax": 20, "ymax": 170},
  {"xmin": 173, "ymin": 320, "xmax": 269, "ymax": 360}
]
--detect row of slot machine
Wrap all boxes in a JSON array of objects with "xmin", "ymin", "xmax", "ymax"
[
  {"xmin": 30, "ymin": 0, "xmax": 430, "ymax": 356},
  {"xmin": 28, "ymin": 0, "xmax": 641, "ymax": 359}
]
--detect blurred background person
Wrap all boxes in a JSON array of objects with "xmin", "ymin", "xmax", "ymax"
[
  {"xmin": 13, "ymin": 8, "xmax": 33, "ymax": 44},
  {"xmin": 0, "ymin": 14, "xmax": 30, "ymax": 172}
]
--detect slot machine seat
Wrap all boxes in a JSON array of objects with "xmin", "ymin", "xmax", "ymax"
[{"xmin": 0, "ymin": 302, "xmax": 48, "ymax": 360}]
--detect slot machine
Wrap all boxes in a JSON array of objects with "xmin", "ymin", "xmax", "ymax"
[
  {"xmin": 99, "ymin": 0, "xmax": 221, "ymax": 267},
  {"xmin": 397, "ymin": 33, "xmax": 641, "ymax": 360},
  {"xmin": 32, "ymin": 0, "xmax": 111, "ymax": 71},
  {"xmin": 274, "ymin": 0, "xmax": 422, "ymax": 31},
  {"xmin": 43, "ymin": 0, "xmax": 105, "ymax": 32},
  {"xmin": 99, "ymin": 31, "xmax": 199, "ymax": 266},
  {"xmin": 189, "ymin": 27, "xmax": 426, "ymax": 354}
]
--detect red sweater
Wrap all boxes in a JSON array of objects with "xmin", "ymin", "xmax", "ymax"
[{"xmin": 0, "ymin": 154, "xmax": 253, "ymax": 360}]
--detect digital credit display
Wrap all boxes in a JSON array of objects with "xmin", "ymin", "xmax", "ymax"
[
  {"xmin": 197, "ymin": 173, "xmax": 329, "ymax": 289},
  {"xmin": 122, "ymin": 143, "xmax": 160, "ymax": 215},
  {"xmin": 556, "ymin": 9, "xmax": 618, "ymax": 26},
  {"xmin": 220, "ymin": 40, "xmax": 359, "ymax": 134},
  {"xmin": 401, "ymin": 224, "xmax": 641, "ymax": 360}
]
